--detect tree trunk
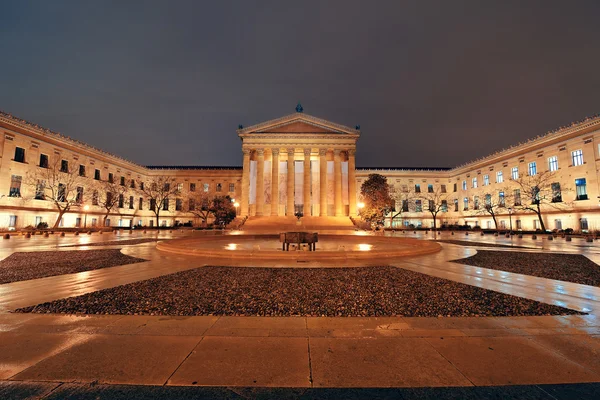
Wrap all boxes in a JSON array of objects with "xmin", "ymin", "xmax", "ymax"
[
  {"xmin": 432, "ymin": 214, "xmax": 437, "ymax": 231},
  {"xmin": 536, "ymin": 204, "xmax": 546, "ymax": 231},
  {"xmin": 53, "ymin": 209, "xmax": 67, "ymax": 229},
  {"xmin": 492, "ymin": 214, "xmax": 498, "ymax": 230},
  {"xmin": 155, "ymin": 212, "xmax": 160, "ymax": 228}
]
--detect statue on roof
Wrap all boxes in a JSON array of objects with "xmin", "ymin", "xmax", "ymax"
[{"xmin": 295, "ymin": 102, "xmax": 303, "ymax": 113}]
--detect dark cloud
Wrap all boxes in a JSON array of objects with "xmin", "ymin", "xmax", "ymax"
[{"xmin": 1, "ymin": 0, "xmax": 599, "ymax": 168}]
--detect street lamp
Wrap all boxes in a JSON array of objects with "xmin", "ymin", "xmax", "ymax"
[
  {"xmin": 508, "ymin": 207, "xmax": 513, "ymax": 235},
  {"xmin": 83, "ymin": 205, "xmax": 90, "ymax": 229},
  {"xmin": 234, "ymin": 202, "xmax": 240, "ymax": 215}
]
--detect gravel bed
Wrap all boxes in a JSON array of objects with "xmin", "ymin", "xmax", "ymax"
[
  {"xmin": 0, "ymin": 250, "xmax": 147, "ymax": 284},
  {"xmin": 16, "ymin": 266, "xmax": 582, "ymax": 317},
  {"xmin": 65, "ymin": 239, "xmax": 159, "ymax": 247},
  {"xmin": 437, "ymin": 240, "xmax": 528, "ymax": 248},
  {"xmin": 452, "ymin": 250, "xmax": 600, "ymax": 286}
]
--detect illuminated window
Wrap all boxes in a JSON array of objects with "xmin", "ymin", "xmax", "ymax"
[
  {"xmin": 483, "ymin": 175, "xmax": 489, "ymax": 186},
  {"xmin": 528, "ymin": 162, "xmax": 537, "ymax": 176},
  {"xmin": 496, "ymin": 171, "xmax": 503, "ymax": 183},
  {"xmin": 472, "ymin": 177, "xmax": 477, "ymax": 188},
  {"xmin": 548, "ymin": 156, "xmax": 558, "ymax": 172},
  {"xmin": 575, "ymin": 178, "xmax": 587, "ymax": 200},
  {"xmin": 511, "ymin": 167, "xmax": 519, "ymax": 180},
  {"xmin": 462, "ymin": 180, "xmax": 467, "ymax": 190},
  {"xmin": 572, "ymin": 149, "xmax": 583, "ymax": 166}
]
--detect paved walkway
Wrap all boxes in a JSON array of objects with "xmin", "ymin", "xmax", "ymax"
[{"xmin": 1, "ymin": 230, "xmax": 600, "ymax": 393}]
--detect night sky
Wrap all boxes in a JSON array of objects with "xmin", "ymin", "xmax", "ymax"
[{"xmin": 1, "ymin": 1, "xmax": 599, "ymax": 168}]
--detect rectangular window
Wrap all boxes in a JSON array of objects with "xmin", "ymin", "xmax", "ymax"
[
  {"xmin": 484, "ymin": 194, "xmax": 491, "ymax": 207},
  {"xmin": 531, "ymin": 185, "xmax": 540, "ymax": 204},
  {"xmin": 511, "ymin": 167, "xmax": 519, "ymax": 180},
  {"xmin": 453, "ymin": 183, "xmax": 457, "ymax": 192},
  {"xmin": 130, "ymin": 179, "xmax": 136, "ymax": 189},
  {"xmin": 94, "ymin": 169, "xmax": 101, "ymax": 180},
  {"xmin": 106, "ymin": 192, "xmax": 113, "ymax": 205},
  {"xmin": 163, "ymin": 199, "xmax": 169, "ymax": 211},
  {"xmin": 39, "ymin": 154, "xmax": 49, "ymax": 168},
  {"xmin": 551, "ymin": 182, "xmax": 562, "ymax": 202},
  {"xmin": 401, "ymin": 185, "xmax": 408, "ymax": 193},
  {"xmin": 189, "ymin": 198, "xmax": 196, "ymax": 211},
  {"xmin": 190, "ymin": 183, "xmax": 196, "ymax": 192},
  {"xmin": 216, "ymin": 183, "xmax": 223, "ymax": 192},
  {"xmin": 453, "ymin": 198, "xmax": 458, "ymax": 212},
  {"xmin": 164, "ymin": 183, "xmax": 170, "ymax": 191},
  {"xmin": 555, "ymin": 219, "xmax": 562, "ymax": 230},
  {"xmin": 402, "ymin": 200, "xmax": 408, "ymax": 212},
  {"xmin": 108, "ymin": 173, "xmax": 114, "ymax": 183},
  {"xmin": 76, "ymin": 187, "xmax": 83, "ymax": 204},
  {"xmin": 61, "ymin": 160, "xmax": 69, "ymax": 173},
  {"xmin": 92, "ymin": 190, "xmax": 99, "ymax": 205},
  {"xmin": 463, "ymin": 197, "xmax": 468, "ymax": 211},
  {"xmin": 427, "ymin": 184, "xmax": 433, "ymax": 193},
  {"xmin": 483, "ymin": 175, "xmax": 489, "ymax": 186},
  {"xmin": 472, "ymin": 178, "xmax": 477, "ymax": 188},
  {"xmin": 9, "ymin": 175, "xmax": 22, "ymax": 197},
  {"xmin": 118, "ymin": 194, "xmax": 124, "ymax": 208},
  {"xmin": 129, "ymin": 196, "xmax": 134, "ymax": 209},
  {"xmin": 150, "ymin": 198, "xmax": 156, "ymax": 211},
  {"xmin": 203, "ymin": 183, "xmax": 209, "ymax": 192},
  {"xmin": 572, "ymin": 149, "xmax": 584, "ymax": 166},
  {"xmin": 229, "ymin": 183, "xmax": 235, "ymax": 192},
  {"xmin": 139, "ymin": 197, "xmax": 143, "ymax": 210},
  {"xmin": 75, "ymin": 218, "xmax": 81, "ymax": 228},
  {"xmin": 58, "ymin": 183, "xmax": 66, "ymax": 202},
  {"xmin": 462, "ymin": 180, "xmax": 467, "ymax": 190},
  {"xmin": 415, "ymin": 200, "xmax": 422, "ymax": 212},
  {"xmin": 548, "ymin": 156, "xmax": 558, "ymax": 172},
  {"xmin": 14, "ymin": 147, "xmax": 25, "ymax": 163},
  {"xmin": 575, "ymin": 178, "xmax": 587, "ymax": 200},
  {"xmin": 79, "ymin": 165, "xmax": 86, "ymax": 177},
  {"xmin": 8, "ymin": 215, "xmax": 17, "ymax": 228},
  {"xmin": 120, "ymin": 176, "xmax": 125, "ymax": 186},
  {"xmin": 499, "ymin": 191, "xmax": 505, "ymax": 207},
  {"xmin": 176, "ymin": 183, "xmax": 183, "ymax": 192},
  {"xmin": 176, "ymin": 198, "xmax": 183, "ymax": 211},
  {"xmin": 441, "ymin": 200, "xmax": 448, "ymax": 212},
  {"xmin": 473, "ymin": 196, "xmax": 479, "ymax": 210},
  {"xmin": 140, "ymin": 182, "xmax": 144, "ymax": 190},
  {"xmin": 415, "ymin": 184, "xmax": 420, "ymax": 193},
  {"xmin": 528, "ymin": 162, "xmax": 536, "ymax": 176},
  {"xmin": 581, "ymin": 218, "xmax": 589, "ymax": 231},
  {"xmin": 35, "ymin": 180, "xmax": 45, "ymax": 200},
  {"xmin": 428, "ymin": 199, "xmax": 434, "ymax": 210},
  {"xmin": 496, "ymin": 171, "xmax": 503, "ymax": 183},
  {"xmin": 514, "ymin": 189, "xmax": 521, "ymax": 206}
]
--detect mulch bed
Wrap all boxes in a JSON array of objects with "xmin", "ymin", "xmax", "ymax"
[
  {"xmin": 452, "ymin": 250, "xmax": 600, "ymax": 287},
  {"xmin": 16, "ymin": 266, "xmax": 582, "ymax": 317},
  {"xmin": 0, "ymin": 250, "xmax": 147, "ymax": 285},
  {"xmin": 65, "ymin": 239, "xmax": 159, "ymax": 247},
  {"xmin": 437, "ymin": 240, "xmax": 529, "ymax": 249}
]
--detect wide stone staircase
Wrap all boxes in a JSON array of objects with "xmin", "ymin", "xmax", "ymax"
[{"xmin": 241, "ymin": 216, "xmax": 356, "ymax": 233}]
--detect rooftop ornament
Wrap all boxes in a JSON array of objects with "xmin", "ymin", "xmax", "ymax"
[
  {"xmin": 355, "ymin": 125, "xmax": 360, "ymax": 130},
  {"xmin": 295, "ymin": 102, "xmax": 303, "ymax": 113},
  {"xmin": 238, "ymin": 124, "xmax": 243, "ymax": 129}
]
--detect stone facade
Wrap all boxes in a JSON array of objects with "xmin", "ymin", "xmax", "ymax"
[{"xmin": 1, "ymin": 109, "xmax": 600, "ymax": 232}]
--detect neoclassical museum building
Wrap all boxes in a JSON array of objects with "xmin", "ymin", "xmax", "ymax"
[{"xmin": 1, "ymin": 106, "xmax": 600, "ymax": 232}]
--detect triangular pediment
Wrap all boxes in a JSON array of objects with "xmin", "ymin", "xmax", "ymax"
[{"xmin": 237, "ymin": 113, "xmax": 360, "ymax": 136}]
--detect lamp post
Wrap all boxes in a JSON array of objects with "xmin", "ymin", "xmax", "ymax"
[
  {"xmin": 83, "ymin": 205, "xmax": 90, "ymax": 229},
  {"xmin": 508, "ymin": 207, "xmax": 513, "ymax": 235},
  {"xmin": 234, "ymin": 202, "xmax": 240, "ymax": 216}
]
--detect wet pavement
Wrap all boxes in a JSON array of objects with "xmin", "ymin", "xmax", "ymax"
[{"xmin": 1, "ymin": 230, "xmax": 600, "ymax": 391}]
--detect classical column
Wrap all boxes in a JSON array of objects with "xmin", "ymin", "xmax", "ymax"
[
  {"xmin": 334, "ymin": 149, "xmax": 343, "ymax": 216},
  {"xmin": 256, "ymin": 148, "xmax": 265, "ymax": 216},
  {"xmin": 271, "ymin": 148, "xmax": 280, "ymax": 216},
  {"xmin": 303, "ymin": 148, "xmax": 311, "ymax": 216},
  {"xmin": 319, "ymin": 149, "xmax": 327, "ymax": 216},
  {"xmin": 348, "ymin": 149, "xmax": 357, "ymax": 216},
  {"xmin": 286, "ymin": 148, "xmax": 295, "ymax": 216},
  {"xmin": 241, "ymin": 149, "xmax": 251, "ymax": 216}
]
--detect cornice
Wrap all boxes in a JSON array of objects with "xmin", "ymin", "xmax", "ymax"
[{"xmin": 237, "ymin": 113, "xmax": 360, "ymax": 136}]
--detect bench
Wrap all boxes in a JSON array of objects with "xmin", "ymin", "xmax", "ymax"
[{"xmin": 279, "ymin": 232, "xmax": 318, "ymax": 251}]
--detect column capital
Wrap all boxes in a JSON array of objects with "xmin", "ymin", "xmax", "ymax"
[
  {"xmin": 319, "ymin": 148, "xmax": 328, "ymax": 157},
  {"xmin": 347, "ymin": 149, "xmax": 356, "ymax": 156},
  {"xmin": 287, "ymin": 148, "xmax": 295, "ymax": 157},
  {"xmin": 333, "ymin": 149, "xmax": 341, "ymax": 156},
  {"xmin": 271, "ymin": 148, "xmax": 280, "ymax": 156},
  {"xmin": 256, "ymin": 148, "xmax": 264, "ymax": 156},
  {"xmin": 242, "ymin": 148, "xmax": 251, "ymax": 156},
  {"xmin": 304, "ymin": 148, "xmax": 311, "ymax": 157}
]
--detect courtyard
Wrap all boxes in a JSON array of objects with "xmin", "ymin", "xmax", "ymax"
[{"xmin": 0, "ymin": 228, "xmax": 599, "ymax": 399}]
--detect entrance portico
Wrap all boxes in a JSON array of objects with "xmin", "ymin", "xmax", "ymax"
[{"xmin": 237, "ymin": 110, "xmax": 360, "ymax": 218}]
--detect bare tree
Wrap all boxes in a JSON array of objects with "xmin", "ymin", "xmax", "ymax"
[
  {"xmin": 472, "ymin": 189, "xmax": 511, "ymax": 230},
  {"xmin": 137, "ymin": 175, "xmax": 180, "ymax": 227},
  {"xmin": 388, "ymin": 185, "xmax": 416, "ymax": 228},
  {"xmin": 510, "ymin": 170, "xmax": 570, "ymax": 231},
  {"xmin": 93, "ymin": 179, "xmax": 128, "ymax": 226},
  {"xmin": 420, "ymin": 186, "xmax": 451, "ymax": 231},
  {"xmin": 187, "ymin": 191, "xmax": 213, "ymax": 227},
  {"xmin": 24, "ymin": 158, "xmax": 88, "ymax": 228}
]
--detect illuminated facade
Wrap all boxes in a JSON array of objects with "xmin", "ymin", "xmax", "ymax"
[{"xmin": 1, "ymin": 109, "xmax": 599, "ymax": 232}]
